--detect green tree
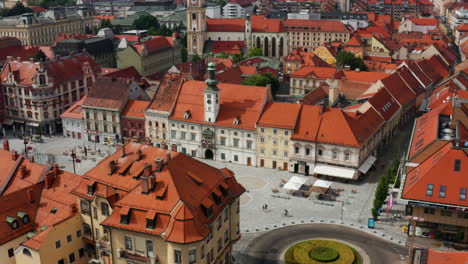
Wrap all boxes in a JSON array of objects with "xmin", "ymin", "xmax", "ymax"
[
  {"xmin": 253, "ymin": 5, "xmax": 258, "ymax": 15},
  {"xmin": 100, "ymin": 19, "xmax": 113, "ymax": 29},
  {"xmin": 181, "ymin": 46, "xmax": 188, "ymax": 62},
  {"xmin": 7, "ymin": 2, "xmax": 33, "ymax": 16},
  {"xmin": 132, "ymin": 14, "xmax": 159, "ymax": 30},
  {"xmin": 248, "ymin": 47, "xmax": 262, "ymax": 58},
  {"xmin": 190, "ymin": 54, "xmax": 201, "ymax": 62},
  {"xmin": 335, "ymin": 50, "xmax": 368, "ymax": 71},
  {"xmin": 233, "ymin": 53, "xmax": 244, "ymax": 63},
  {"xmin": 34, "ymin": 49, "xmax": 47, "ymax": 62},
  {"xmin": 217, "ymin": 51, "xmax": 230, "ymax": 58},
  {"xmin": 241, "ymin": 72, "xmax": 279, "ymax": 95}
]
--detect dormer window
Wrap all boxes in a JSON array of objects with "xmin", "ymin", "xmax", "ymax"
[
  {"xmin": 87, "ymin": 183, "xmax": 95, "ymax": 195},
  {"xmin": 220, "ymin": 184, "xmax": 229, "ymax": 197},
  {"xmin": 184, "ymin": 111, "xmax": 191, "ymax": 120},
  {"xmin": 212, "ymin": 192, "xmax": 222, "ymax": 205},
  {"xmin": 17, "ymin": 211, "xmax": 29, "ymax": 224},
  {"xmin": 233, "ymin": 117, "xmax": 239, "ymax": 126},
  {"xmin": 120, "ymin": 207, "xmax": 131, "ymax": 225},
  {"xmin": 201, "ymin": 205, "xmax": 213, "ymax": 218},
  {"xmin": 146, "ymin": 218, "xmax": 155, "ymax": 229},
  {"xmin": 146, "ymin": 210, "xmax": 156, "ymax": 229},
  {"xmin": 6, "ymin": 216, "xmax": 19, "ymax": 230}
]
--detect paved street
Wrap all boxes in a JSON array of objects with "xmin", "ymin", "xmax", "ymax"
[{"xmin": 235, "ymin": 224, "xmax": 408, "ymax": 264}]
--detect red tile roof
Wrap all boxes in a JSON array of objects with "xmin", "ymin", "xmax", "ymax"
[
  {"xmin": 284, "ymin": 49, "xmax": 331, "ymax": 67},
  {"xmin": 408, "ymin": 18, "xmax": 439, "ymax": 26},
  {"xmin": 426, "ymin": 249, "xmax": 468, "ymax": 264},
  {"xmin": 402, "ymin": 143, "xmax": 468, "ymax": 207},
  {"xmin": 292, "ymin": 105, "xmax": 384, "ymax": 147},
  {"xmin": 345, "ymin": 35, "xmax": 363, "ymax": 47},
  {"xmin": 60, "ymin": 95, "xmax": 86, "ymax": 120},
  {"xmin": 132, "ymin": 36, "xmax": 175, "ymax": 55},
  {"xmin": 170, "ymin": 80, "xmax": 270, "ymax": 130},
  {"xmin": 367, "ymin": 88, "xmax": 401, "ymax": 121},
  {"xmin": 0, "ymin": 45, "xmax": 42, "ymax": 64},
  {"xmin": 333, "ymin": 70, "xmax": 390, "ymax": 83},
  {"xmin": 121, "ymin": 100, "xmax": 150, "ymax": 119},
  {"xmin": 284, "ymin": 19, "xmax": 351, "ymax": 33},
  {"xmin": 86, "ymin": 142, "xmax": 245, "ymax": 243},
  {"xmin": 210, "ymin": 41, "xmax": 244, "ymax": 54},
  {"xmin": 299, "ymin": 85, "xmax": 328, "ymax": 105},
  {"xmin": 83, "ymin": 77, "xmax": 130, "ymax": 110},
  {"xmin": 147, "ymin": 70, "xmax": 185, "ymax": 112},
  {"xmin": 251, "ymin": 16, "xmax": 285, "ymax": 33},
  {"xmin": 381, "ymin": 73, "xmax": 416, "ymax": 106},
  {"xmin": 0, "ymin": 53, "xmax": 99, "ymax": 86},
  {"xmin": 102, "ymin": 66, "xmax": 143, "ymax": 84},
  {"xmin": 206, "ymin": 18, "xmax": 245, "ymax": 32},
  {"xmin": 257, "ymin": 102, "xmax": 302, "ymax": 129},
  {"xmin": 290, "ymin": 66, "xmax": 336, "ymax": 79},
  {"xmin": 52, "ymin": 33, "xmax": 94, "ymax": 47}
]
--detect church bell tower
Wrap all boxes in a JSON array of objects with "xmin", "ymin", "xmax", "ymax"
[{"xmin": 187, "ymin": 0, "xmax": 207, "ymax": 56}]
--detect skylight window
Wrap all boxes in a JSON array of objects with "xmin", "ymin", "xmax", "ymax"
[
  {"xmin": 439, "ymin": 185, "xmax": 446, "ymax": 198},
  {"xmin": 454, "ymin": 160, "xmax": 461, "ymax": 172},
  {"xmin": 460, "ymin": 188, "xmax": 466, "ymax": 201},
  {"xmin": 426, "ymin": 184, "xmax": 433, "ymax": 196}
]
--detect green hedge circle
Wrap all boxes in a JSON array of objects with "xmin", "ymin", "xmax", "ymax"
[
  {"xmin": 285, "ymin": 240, "xmax": 360, "ymax": 264},
  {"xmin": 309, "ymin": 247, "xmax": 339, "ymax": 262}
]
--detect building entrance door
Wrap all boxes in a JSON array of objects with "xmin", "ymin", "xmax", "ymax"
[
  {"xmin": 205, "ymin": 149, "xmax": 214, "ymax": 159},
  {"xmin": 247, "ymin": 157, "xmax": 252, "ymax": 166}
]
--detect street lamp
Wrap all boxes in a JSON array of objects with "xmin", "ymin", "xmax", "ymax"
[
  {"xmin": 71, "ymin": 150, "xmax": 77, "ymax": 174},
  {"xmin": 23, "ymin": 138, "xmax": 29, "ymax": 156},
  {"xmin": 407, "ymin": 216, "xmax": 425, "ymax": 264}
]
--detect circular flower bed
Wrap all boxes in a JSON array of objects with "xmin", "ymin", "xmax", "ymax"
[
  {"xmin": 284, "ymin": 240, "xmax": 362, "ymax": 264},
  {"xmin": 309, "ymin": 247, "xmax": 339, "ymax": 262}
]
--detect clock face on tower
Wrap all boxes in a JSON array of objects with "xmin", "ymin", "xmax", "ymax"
[{"xmin": 207, "ymin": 99, "xmax": 212, "ymax": 104}]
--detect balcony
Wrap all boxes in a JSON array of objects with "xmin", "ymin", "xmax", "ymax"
[{"xmin": 120, "ymin": 250, "xmax": 150, "ymax": 263}]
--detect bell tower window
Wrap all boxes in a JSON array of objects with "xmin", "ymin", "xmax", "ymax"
[
  {"xmin": 192, "ymin": 13, "xmax": 196, "ymax": 20},
  {"xmin": 39, "ymin": 74, "xmax": 46, "ymax": 85}
]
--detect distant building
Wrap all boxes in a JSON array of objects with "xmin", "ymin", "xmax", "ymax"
[
  {"xmin": 120, "ymin": 100, "xmax": 150, "ymax": 139},
  {"xmin": 61, "ymin": 95, "xmax": 86, "ymax": 141},
  {"xmin": 0, "ymin": 7, "xmax": 95, "ymax": 46},
  {"xmin": 222, "ymin": 0, "xmax": 255, "ymax": 18},
  {"xmin": 0, "ymin": 53, "xmax": 100, "ymax": 134},
  {"xmin": 117, "ymin": 36, "xmax": 181, "ymax": 75}
]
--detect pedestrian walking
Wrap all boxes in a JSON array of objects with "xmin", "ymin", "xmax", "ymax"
[
  {"xmin": 264, "ymin": 204, "xmax": 268, "ymax": 210},
  {"xmin": 262, "ymin": 204, "xmax": 265, "ymax": 211}
]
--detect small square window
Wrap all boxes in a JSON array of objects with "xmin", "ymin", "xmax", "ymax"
[
  {"xmin": 69, "ymin": 253, "xmax": 75, "ymax": 263},
  {"xmin": 426, "ymin": 184, "xmax": 433, "ymax": 196},
  {"xmin": 55, "ymin": 240, "xmax": 61, "ymax": 249},
  {"xmin": 76, "ymin": 229, "xmax": 82, "ymax": 238},
  {"xmin": 439, "ymin": 185, "xmax": 446, "ymax": 198},
  {"xmin": 8, "ymin": 248, "xmax": 14, "ymax": 258},
  {"xmin": 67, "ymin": 234, "xmax": 72, "ymax": 243},
  {"xmin": 79, "ymin": 248, "xmax": 85, "ymax": 257}
]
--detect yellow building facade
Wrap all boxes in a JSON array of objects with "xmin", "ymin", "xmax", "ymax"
[
  {"xmin": 257, "ymin": 126, "xmax": 292, "ymax": 170},
  {"xmin": 313, "ymin": 46, "xmax": 337, "ymax": 65}
]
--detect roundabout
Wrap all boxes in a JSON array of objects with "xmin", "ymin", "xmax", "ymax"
[{"xmin": 237, "ymin": 223, "xmax": 407, "ymax": 264}]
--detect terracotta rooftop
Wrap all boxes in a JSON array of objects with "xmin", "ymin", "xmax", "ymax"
[
  {"xmin": 426, "ymin": 249, "xmax": 468, "ymax": 264},
  {"xmin": 102, "ymin": 66, "xmax": 143, "ymax": 84},
  {"xmin": 257, "ymin": 102, "xmax": 302, "ymax": 129},
  {"xmin": 60, "ymin": 95, "xmax": 86, "ymax": 120},
  {"xmin": 121, "ymin": 100, "xmax": 150, "ymax": 119},
  {"xmin": 210, "ymin": 41, "xmax": 244, "ymax": 55},
  {"xmin": 169, "ymin": 80, "xmax": 270, "ymax": 131},
  {"xmin": 284, "ymin": 49, "xmax": 331, "ymax": 67},
  {"xmin": 132, "ymin": 36, "xmax": 175, "ymax": 55},
  {"xmin": 333, "ymin": 70, "xmax": 390, "ymax": 84},
  {"xmin": 284, "ymin": 19, "xmax": 351, "ymax": 33},
  {"xmin": 83, "ymin": 77, "xmax": 131, "ymax": 110},
  {"xmin": 290, "ymin": 66, "xmax": 336, "ymax": 79},
  {"xmin": 147, "ymin": 70, "xmax": 185, "ymax": 113},
  {"xmin": 367, "ymin": 88, "xmax": 401, "ymax": 121},
  {"xmin": 81, "ymin": 142, "xmax": 245, "ymax": 243}
]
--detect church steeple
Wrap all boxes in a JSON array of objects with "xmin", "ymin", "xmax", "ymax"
[{"xmin": 204, "ymin": 61, "xmax": 220, "ymax": 123}]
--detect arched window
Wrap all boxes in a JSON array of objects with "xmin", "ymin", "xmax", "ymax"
[
  {"xmin": 192, "ymin": 13, "xmax": 196, "ymax": 20},
  {"xmin": 39, "ymin": 74, "xmax": 46, "ymax": 85},
  {"xmin": 23, "ymin": 248, "xmax": 32, "ymax": 257}
]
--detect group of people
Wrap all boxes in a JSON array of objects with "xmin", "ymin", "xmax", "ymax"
[{"xmin": 262, "ymin": 204, "xmax": 289, "ymax": 216}]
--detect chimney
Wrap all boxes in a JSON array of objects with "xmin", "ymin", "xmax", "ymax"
[
  {"xmin": 44, "ymin": 172, "xmax": 55, "ymax": 189},
  {"xmin": 27, "ymin": 189, "xmax": 34, "ymax": 203},
  {"xmin": 29, "ymin": 57, "xmax": 34, "ymax": 63},
  {"xmin": 11, "ymin": 150, "xmax": 18, "ymax": 161},
  {"xmin": 108, "ymin": 160, "xmax": 117, "ymax": 175},
  {"xmin": 344, "ymin": 65, "xmax": 351, "ymax": 71},
  {"xmin": 148, "ymin": 174, "xmax": 156, "ymax": 191},
  {"xmin": 154, "ymin": 158, "xmax": 164, "ymax": 172},
  {"xmin": 143, "ymin": 163, "xmax": 152, "ymax": 177},
  {"xmin": 166, "ymin": 152, "xmax": 171, "ymax": 162},
  {"xmin": 19, "ymin": 166, "xmax": 27, "ymax": 179},
  {"xmin": 121, "ymin": 144, "xmax": 126, "ymax": 157},
  {"xmin": 141, "ymin": 176, "xmax": 149, "ymax": 194},
  {"xmin": 136, "ymin": 149, "xmax": 143, "ymax": 161},
  {"xmin": 328, "ymin": 86, "xmax": 339, "ymax": 107},
  {"xmin": 3, "ymin": 139, "xmax": 10, "ymax": 151},
  {"xmin": 29, "ymin": 155, "xmax": 34, "ymax": 163},
  {"xmin": 52, "ymin": 164, "xmax": 59, "ymax": 177}
]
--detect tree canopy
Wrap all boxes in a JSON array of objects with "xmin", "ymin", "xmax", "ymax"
[
  {"xmin": 216, "ymin": 51, "xmax": 230, "ymax": 58},
  {"xmin": 248, "ymin": 47, "xmax": 262, "ymax": 58},
  {"xmin": 241, "ymin": 72, "xmax": 279, "ymax": 95},
  {"xmin": 0, "ymin": 3, "xmax": 33, "ymax": 17},
  {"xmin": 232, "ymin": 53, "xmax": 244, "ymax": 63},
  {"xmin": 34, "ymin": 50, "xmax": 47, "ymax": 62},
  {"xmin": 132, "ymin": 14, "xmax": 159, "ymax": 31},
  {"xmin": 190, "ymin": 54, "xmax": 201, "ymax": 63},
  {"xmin": 335, "ymin": 50, "xmax": 367, "ymax": 71}
]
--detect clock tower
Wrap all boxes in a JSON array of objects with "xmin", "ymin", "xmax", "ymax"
[
  {"xmin": 187, "ymin": 0, "xmax": 207, "ymax": 56},
  {"xmin": 204, "ymin": 62, "xmax": 219, "ymax": 123}
]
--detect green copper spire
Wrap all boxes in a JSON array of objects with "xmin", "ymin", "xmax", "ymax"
[{"xmin": 205, "ymin": 60, "xmax": 218, "ymax": 91}]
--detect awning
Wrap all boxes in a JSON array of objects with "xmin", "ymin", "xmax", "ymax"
[
  {"xmin": 313, "ymin": 179, "xmax": 333, "ymax": 189},
  {"xmin": 2, "ymin": 119, "xmax": 14, "ymax": 125},
  {"xmin": 313, "ymin": 164, "xmax": 357, "ymax": 179},
  {"xmin": 283, "ymin": 176, "xmax": 308, "ymax": 191},
  {"xmin": 358, "ymin": 155, "xmax": 377, "ymax": 174},
  {"xmin": 26, "ymin": 122, "xmax": 40, "ymax": 127}
]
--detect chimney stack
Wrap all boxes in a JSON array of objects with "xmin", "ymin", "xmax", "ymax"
[
  {"xmin": 11, "ymin": 150, "xmax": 18, "ymax": 161},
  {"xmin": 136, "ymin": 149, "xmax": 143, "ymax": 161},
  {"xmin": 154, "ymin": 158, "xmax": 164, "ymax": 172},
  {"xmin": 344, "ymin": 65, "xmax": 350, "ymax": 71},
  {"xmin": 121, "ymin": 144, "xmax": 126, "ymax": 158},
  {"xmin": 108, "ymin": 160, "xmax": 117, "ymax": 175},
  {"xmin": 19, "ymin": 166, "xmax": 27, "ymax": 179},
  {"xmin": 52, "ymin": 164, "xmax": 59, "ymax": 177},
  {"xmin": 141, "ymin": 176, "xmax": 149, "ymax": 194},
  {"xmin": 29, "ymin": 57, "xmax": 34, "ymax": 63},
  {"xmin": 143, "ymin": 163, "xmax": 152, "ymax": 177},
  {"xmin": 29, "ymin": 155, "xmax": 34, "ymax": 163},
  {"xmin": 166, "ymin": 152, "xmax": 171, "ymax": 162},
  {"xmin": 149, "ymin": 174, "xmax": 156, "ymax": 191},
  {"xmin": 3, "ymin": 139, "xmax": 10, "ymax": 151},
  {"xmin": 27, "ymin": 189, "xmax": 34, "ymax": 203},
  {"xmin": 70, "ymin": 204, "xmax": 77, "ymax": 213},
  {"xmin": 44, "ymin": 172, "xmax": 55, "ymax": 189}
]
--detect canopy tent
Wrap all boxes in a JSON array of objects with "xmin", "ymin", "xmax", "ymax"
[
  {"xmin": 313, "ymin": 164, "xmax": 357, "ymax": 179},
  {"xmin": 310, "ymin": 179, "xmax": 333, "ymax": 194},
  {"xmin": 283, "ymin": 176, "xmax": 308, "ymax": 191},
  {"xmin": 358, "ymin": 155, "xmax": 377, "ymax": 174}
]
